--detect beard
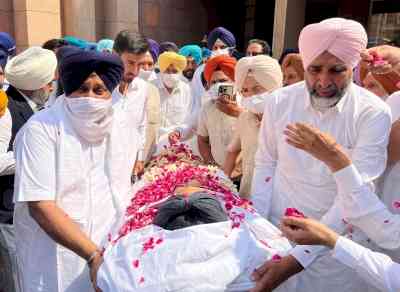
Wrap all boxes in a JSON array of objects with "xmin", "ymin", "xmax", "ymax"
[
  {"xmin": 30, "ymin": 88, "xmax": 50, "ymax": 108},
  {"xmin": 183, "ymin": 69, "xmax": 195, "ymax": 81},
  {"xmin": 306, "ymin": 79, "xmax": 351, "ymax": 111}
]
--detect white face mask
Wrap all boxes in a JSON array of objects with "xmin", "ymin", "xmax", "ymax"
[
  {"xmin": 64, "ymin": 96, "xmax": 113, "ymax": 144},
  {"xmin": 241, "ymin": 93, "xmax": 266, "ymax": 114},
  {"xmin": 161, "ymin": 73, "xmax": 180, "ymax": 89},
  {"xmin": 211, "ymin": 48, "xmax": 230, "ymax": 58},
  {"xmin": 138, "ymin": 69, "xmax": 154, "ymax": 81}
]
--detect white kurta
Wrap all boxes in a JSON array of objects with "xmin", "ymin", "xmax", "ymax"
[
  {"xmin": 112, "ymin": 77, "xmax": 148, "ymax": 161},
  {"xmin": 333, "ymin": 236, "xmax": 400, "ymax": 292},
  {"xmin": 334, "ymin": 164, "xmax": 400, "ymax": 263},
  {"xmin": 0, "ymin": 109, "xmax": 14, "ymax": 175},
  {"xmin": 13, "ymin": 95, "xmax": 140, "ymax": 292},
  {"xmin": 251, "ymin": 82, "xmax": 392, "ymax": 292},
  {"xmin": 151, "ymin": 76, "xmax": 194, "ymax": 137}
]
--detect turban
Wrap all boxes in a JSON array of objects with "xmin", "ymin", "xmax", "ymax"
[
  {"xmin": 63, "ymin": 36, "xmax": 88, "ymax": 49},
  {"xmin": 207, "ymin": 27, "xmax": 236, "ymax": 49},
  {"xmin": 0, "ymin": 32, "xmax": 16, "ymax": 56},
  {"xmin": 0, "ymin": 48, "xmax": 8, "ymax": 69},
  {"xmin": 153, "ymin": 192, "xmax": 228, "ymax": 230},
  {"xmin": 147, "ymin": 39, "xmax": 160, "ymax": 63},
  {"xmin": 235, "ymin": 55, "xmax": 283, "ymax": 92},
  {"xmin": 179, "ymin": 45, "xmax": 202, "ymax": 65},
  {"xmin": 159, "ymin": 41, "xmax": 179, "ymax": 54},
  {"xmin": 158, "ymin": 52, "xmax": 187, "ymax": 73},
  {"xmin": 57, "ymin": 46, "xmax": 123, "ymax": 96},
  {"xmin": 204, "ymin": 55, "xmax": 236, "ymax": 84},
  {"xmin": 299, "ymin": 18, "xmax": 367, "ymax": 69},
  {"xmin": 282, "ymin": 53, "xmax": 305, "ymax": 80},
  {"xmin": 97, "ymin": 39, "xmax": 114, "ymax": 53},
  {"xmin": 0, "ymin": 90, "xmax": 8, "ymax": 117},
  {"xmin": 5, "ymin": 47, "xmax": 57, "ymax": 91}
]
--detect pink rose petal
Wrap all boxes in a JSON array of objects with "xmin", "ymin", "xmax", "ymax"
[
  {"xmin": 284, "ymin": 208, "xmax": 306, "ymax": 218},
  {"xmin": 132, "ymin": 259, "xmax": 139, "ymax": 268}
]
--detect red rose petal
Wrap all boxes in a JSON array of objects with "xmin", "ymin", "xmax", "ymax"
[
  {"xmin": 393, "ymin": 201, "xmax": 400, "ymax": 209},
  {"xmin": 133, "ymin": 259, "xmax": 139, "ymax": 268},
  {"xmin": 139, "ymin": 276, "xmax": 145, "ymax": 284},
  {"xmin": 272, "ymin": 254, "xmax": 282, "ymax": 261},
  {"xmin": 284, "ymin": 208, "xmax": 306, "ymax": 218},
  {"xmin": 265, "ymin": 177, "xmax": 271, "ymax": 183}
]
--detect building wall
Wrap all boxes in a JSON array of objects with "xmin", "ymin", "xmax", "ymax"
[{"xmin": 139, "ymin": 0, "xmax": 208, "ymax": 46}]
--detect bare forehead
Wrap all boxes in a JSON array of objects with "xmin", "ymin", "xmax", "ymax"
[{"xmin": 308, "ymin": 51, "xmax": 348, "ymax": 68}]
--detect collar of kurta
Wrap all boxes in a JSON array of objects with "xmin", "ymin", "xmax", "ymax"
[{"xmin": 303, "ymin": 82, "xmax": 352, "ymax": 114}]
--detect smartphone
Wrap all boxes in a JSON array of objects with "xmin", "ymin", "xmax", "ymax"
[{"xmin": 218, "ymin": 84, "xmax": 235, "ymax": 101}]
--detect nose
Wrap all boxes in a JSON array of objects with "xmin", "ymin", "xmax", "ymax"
[{"xmin": 318, "ymin": 73, "xmax": 333, "ymax": 89}]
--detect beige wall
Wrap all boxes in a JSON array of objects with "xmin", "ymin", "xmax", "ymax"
[
  {"xmin": 0, "ymin": 0, "xmax": 14, "ymax": 36},
  {"xmin": 272, "ymin": 0, "xmax": 306, "ymax": 58},
  {"xmin": 14, "ymin": 0, "xmax": 61, "ymax": 51}
]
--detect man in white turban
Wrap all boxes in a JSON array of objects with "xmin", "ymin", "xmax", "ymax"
[
  {"xmin": 249, "ymin": 18, "xmax": 392, "ymax": 292},
  {"xmin": 223, "ymin": 55, "xmax": 282, "ymax": 198}
]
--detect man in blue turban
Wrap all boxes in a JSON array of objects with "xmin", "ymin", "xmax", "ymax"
[
  {"xmin": 147, "ymin": 38, "xmax": 160, "ymax": 64},
  {"xmin": 0, "ymin": 32, "xmax": 16, "ymax": 57},
  {"xmin": 179, "ymin": 44, "xmax": 202, "ymax": 81},
  {"xmin": 159, "ymin": 41, "xmax": 179, "ymax": 54},
  {"xmin": 207, "ymin": 26, "xmax": 236, "ymax": 51},
  {"xmin": 13, "ymin": 46, "xmax": 141, "ymax": 292}
]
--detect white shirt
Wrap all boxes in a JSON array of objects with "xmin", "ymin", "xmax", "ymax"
[
  {"xmin": 13, "ymin": 96, "xmax": 138, "ymax": 292},
  {"xmin": 151, "ymin": 75, "xmax": 194, "ymax": 137},
  {"xmin": 112, "ymin": 77, "xmax": 148, "ymax": 161},
  {"xmin": 0, "ymin": 108, "xmax": 14, "ymax": 175},
  {"xmin": 252, "ymin": 82, "xmax": 391, "ymax": 291},
  {"xmin": 333, "ymin": 164, "xmax": 400, "ymax": 259},
  {"xmin": 333, "ymin": 236, "xmax": 400, "ymax": 292}
]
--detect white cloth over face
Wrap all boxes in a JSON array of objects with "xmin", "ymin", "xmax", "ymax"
[
  {"xmin": 5, "ymin": 47, "xmax": 57, "ymax": 90},
  {"xmin": 0, "ymin": 109, "xmax": 14, "ymax": 175},
  {"xmin": 97, "ymin": 205, "xmax": 295, "ymax": 292},
  {"xmin": 333, "ymin": 236, "xmax": 400, "ymax": 292},
  {"xmin": 13, "ymin": 95, "xmax": 141, "ymax": 292},
  {"xmin": 251, "ymin": 81, "xmax": 391, "ymax": 292}
]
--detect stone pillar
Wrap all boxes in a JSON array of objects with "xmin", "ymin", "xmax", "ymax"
[
  {"xmin": 61, "ymin": 0, "xmax": 96, "ymax": 41},
  {"xmin": 272, "ymin": 0, "xmax": 306, "ymax": 58},
  {"xmin": 0, "ymin": 0, "xmax": 14, "ymax": 36},
  {"xmin": 103, "ymin": 0, "xmax": 139, "ymax": 39},
  {"xmin": 12, "ymin": 0, "xmax": 61, "ymax": 51}
]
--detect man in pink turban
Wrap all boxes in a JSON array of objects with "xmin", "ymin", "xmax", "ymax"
[{"xmin": 249, "ymin": 18, "xmax": 392, "ymax": 292}]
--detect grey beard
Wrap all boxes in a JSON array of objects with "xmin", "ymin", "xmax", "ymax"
[
  {"xmin": 307, "ymin": 80, "xmax": 351, "ymax": 112},
  {"xmin": 30, "ymin": 88, "xmax": 50, "ymax": 108}
]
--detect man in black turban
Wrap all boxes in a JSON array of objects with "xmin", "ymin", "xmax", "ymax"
[{"xmin": 12, "ymin": 46, "xmax": 140, "ymax": 292}]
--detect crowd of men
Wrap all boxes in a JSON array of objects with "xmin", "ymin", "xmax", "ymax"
[{"xmin": 0, "ymin": 16, "xmax": 400, "ymax": 292}]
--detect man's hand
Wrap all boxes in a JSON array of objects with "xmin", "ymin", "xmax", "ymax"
[
  {"xmin": 216, "ymin": 96, "xmax": 243, "ymax": 117},
  {"xmin": 168, "ymin": 131, "xmax": 181, "ymax": 145},
  {"xmin": 133, "ymin": 160, "xmax": 145, "ymax": 178},
  {"xmin": 360, "ymin": 45, "xmax": 400, "ymax": 74},
  {"xmin": 284, "ymin": 123, "xmax": 351, "ymax": 172},
  {"xmin": 280, "ymin": 216, "xmax": 339, "ymax": 248},
  {"xmin": 89, "ymin": 252, "xmax": 103, "ymax": 292},
  {"xmin": 251, "ymin": 255, "xmax": 303, "ymax": 292}
]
